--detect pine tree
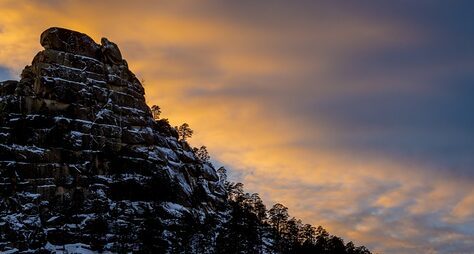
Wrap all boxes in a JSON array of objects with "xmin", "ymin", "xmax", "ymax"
[
  {"xmin": 193, "ymin": 146, "xmax": 210, "ymax": 162},
  {"xmin": 176, "ymin": 123, "xmax": 193, "ymax": 141},
  {"xmin": 151, "ymin": 105, "xmax": 161, "ymax": 120}
]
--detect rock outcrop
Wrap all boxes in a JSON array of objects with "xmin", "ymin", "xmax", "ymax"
[{"xmin": 0, "ymin": 27, "xmax": 225, "ymax": 253}]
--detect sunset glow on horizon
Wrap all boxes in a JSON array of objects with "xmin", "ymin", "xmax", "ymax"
[{"xmin": 1, "ymin": 1, "xmax": 473, "ymax": 253}]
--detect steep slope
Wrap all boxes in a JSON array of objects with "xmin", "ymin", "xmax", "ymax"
[{"xmin": 0, "ymin": 27, "xmax": 226, "ymax": 253}]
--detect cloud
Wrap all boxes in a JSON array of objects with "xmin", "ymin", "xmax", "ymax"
[{"xmin": 0, "ymin": 1, "xmax": 473, "ymax": 253}]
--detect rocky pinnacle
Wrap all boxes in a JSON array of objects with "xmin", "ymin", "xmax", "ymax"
[{"xmin": 0, "ymin": 27, "xmax": 225, "ymax": 252}]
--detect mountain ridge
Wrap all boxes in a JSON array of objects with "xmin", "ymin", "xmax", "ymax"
[{"xmin": 0, "ymin": 27, "xmax": 372, "ymax": 254}]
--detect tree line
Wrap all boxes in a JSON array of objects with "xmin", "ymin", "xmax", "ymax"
[{"xmin": 215, "ymin": 167, "xmax": 372, "ymax": 254}]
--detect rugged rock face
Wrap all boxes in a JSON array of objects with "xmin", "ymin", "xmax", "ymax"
[{"xmin": 0, "ymin": 27, "xmax": 225, "ymax": 253}]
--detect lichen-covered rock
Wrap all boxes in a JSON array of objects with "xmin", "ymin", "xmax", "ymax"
[{"xmin": 0, "ymin": 27, "xmax": 226, "ymax": 253}]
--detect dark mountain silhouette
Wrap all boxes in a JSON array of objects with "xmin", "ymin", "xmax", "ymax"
[{"xmin": 0, "ymin": 27, "xmax": 371, "ymax": 253}]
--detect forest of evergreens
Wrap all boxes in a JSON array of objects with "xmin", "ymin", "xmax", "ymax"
[{"xmin": 214, "ymin": 167, "xmax": 372, "ymax": 254}]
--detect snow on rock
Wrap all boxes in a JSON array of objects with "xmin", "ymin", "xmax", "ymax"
[
  {"xmin": 45, "ymin": 242, "xmax": 96, "ymax": 254},
  {"xmin": 161, "ymin": 201, "xmax": 190, "ymax": 218}
]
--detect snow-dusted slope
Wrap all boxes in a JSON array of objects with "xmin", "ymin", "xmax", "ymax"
[{"xmin": 0, "ymin": 27, "xmax": 226, "ymax": 253}]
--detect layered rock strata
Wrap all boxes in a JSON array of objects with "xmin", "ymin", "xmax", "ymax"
[{"xmin": 0, "ymin": 27, "xmax": 225, "ymax": 252}]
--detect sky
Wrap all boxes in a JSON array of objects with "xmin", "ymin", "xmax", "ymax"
[{"xmin": 0, "ymin": 1, "xmax": 473, "ymax": 253}]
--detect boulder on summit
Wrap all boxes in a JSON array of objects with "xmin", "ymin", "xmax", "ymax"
[{"xmin": 40, "ymin": 27, "xmax": 101, "ymax": 59}]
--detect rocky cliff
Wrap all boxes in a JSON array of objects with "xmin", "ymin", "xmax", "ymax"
[{"xmin": 0, "ymin": 27, "xmax": 226, "ymax": 253}]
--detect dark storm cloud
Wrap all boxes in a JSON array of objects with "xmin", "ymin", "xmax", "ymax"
[{"xmin": 300, "ymin": 79, "xmax": 474, "ymax": 176}]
